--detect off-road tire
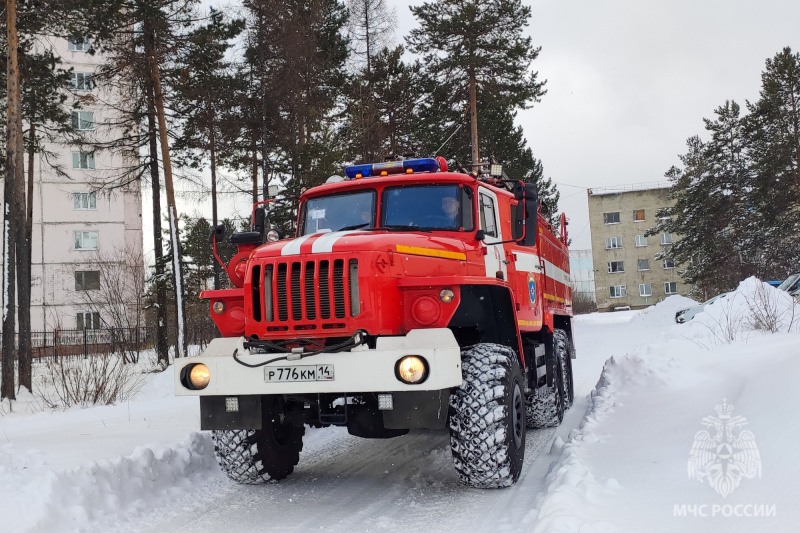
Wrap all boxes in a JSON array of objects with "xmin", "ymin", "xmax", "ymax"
[
  {"xmin": 212, "ymin": 396, "xmax": 305, "ymax": 484},
  {"xmin": 526, "ymin": 331, "xmax": 566, "ymax": 428},
  {"xmin": 449, "ymin": 343, "xmax": 526, "ymax": 488},
  {"xmin": 557, "ymin": 329, "xmax": 575, "ymax": 409}
]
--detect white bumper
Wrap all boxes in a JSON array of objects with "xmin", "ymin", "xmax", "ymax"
[{"xmin": 174, "ymin": 328, "xmax": 463, "ymax": 396}]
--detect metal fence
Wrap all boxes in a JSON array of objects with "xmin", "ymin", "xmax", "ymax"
[
  {"xmin": 21, "ymin": 327, "xmax": 156, "ymax": 360},
  {"xmin": 1, "ymin": 316, "xmax": 219, "ymax": 361}
]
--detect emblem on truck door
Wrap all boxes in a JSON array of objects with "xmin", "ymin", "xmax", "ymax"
[{"xmin": 528, "ymin": 276, "xmax": 536, "ymax": 305}]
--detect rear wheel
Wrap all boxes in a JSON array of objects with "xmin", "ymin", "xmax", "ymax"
[
  {"xmin": 526, "ymin": 330, "xmax": 567, "ymax": 428},
  {"xmin": 556, "ymin": 329, "xmax": 574, "ymax": 409},
  {"xmin": 212, "ymin": 396, "xmax": 305, "ymax": 484},
  {"xmin": 449, "ymin": 343, "xmax": 526, "ymax": 488}
]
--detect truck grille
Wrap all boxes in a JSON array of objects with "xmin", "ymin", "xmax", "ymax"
[{"xmin": 258, "ymin": 258, "xmax": 359, "ymax": 330}]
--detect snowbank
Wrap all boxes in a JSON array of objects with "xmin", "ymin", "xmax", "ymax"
[
  {"xmin": 531, "ymin": 277, "xmax": 800, "ymax": 532},
  {"xmin": 685, "ymin": 277, "xmax": 800, "ymax": 343},
  {"xmin": 629, "ymin": 294, "xmax": 697, "ymax": 326},
  {"xmin": 20, "ymin": 433, "xmax": 217, "ymax": 533}
]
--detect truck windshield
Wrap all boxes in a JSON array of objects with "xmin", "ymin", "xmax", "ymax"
[
  {"xmin": 382, "ymin": 185, "xmax": 473, "ymax": 230},
  {"xmin": 301, "ymin": 190, "xmax": 376, "ymax": 235}
]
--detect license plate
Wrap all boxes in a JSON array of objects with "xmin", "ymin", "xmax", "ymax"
[{"xmin": 264, "ymin": 364, "xmax": 335, "ymax": 382}]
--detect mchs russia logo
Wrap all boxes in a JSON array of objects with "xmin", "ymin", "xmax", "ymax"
[{"xmin": 688, "ymin": 399, "xmax": 762, "ymax": 497}]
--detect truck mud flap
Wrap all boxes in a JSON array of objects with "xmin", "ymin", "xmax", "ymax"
[{"xmin": 200, "ymin": 395, "xmax": 262, "ymax": 431}]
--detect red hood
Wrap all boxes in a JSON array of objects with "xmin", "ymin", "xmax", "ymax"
[{"xmin": 251, "ymin": 230, "xmax": 476, "ymax": 260}]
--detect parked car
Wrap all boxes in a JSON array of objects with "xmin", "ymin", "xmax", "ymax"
[
  {"xmin": 675, "ymin": 292, "xmax": 732, "ymax": 324},
  {"xmin": 777, "ymin": 273, "xmax": 800, "ymax": 298}
]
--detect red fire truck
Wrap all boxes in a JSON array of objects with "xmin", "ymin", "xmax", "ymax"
[{"xmin": 175, "ymin": 156, "xmax": 575, "ymax": 489}]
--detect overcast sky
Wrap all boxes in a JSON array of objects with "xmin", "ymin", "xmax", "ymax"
[
  {"xmin": 394, "ymin": 0, "xmax": 800, "ymax": 249},
  {"xmin": 175, "ymin": 0, "xmax": 800, "ymax": 256}
]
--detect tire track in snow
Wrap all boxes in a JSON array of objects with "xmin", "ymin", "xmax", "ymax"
[{"xmin": 135, "ymin": 425, "xmax": 560, "ymax": 533}]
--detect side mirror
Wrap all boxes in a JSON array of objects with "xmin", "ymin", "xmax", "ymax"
[
  {"xmin": 209, "ymin": 223, "xmax": 226, "ymax": 244},
  {"xmin": 475, "ymin": 229, "xmax": 486, "ymax": 241},
  {"xmin": 512, "ymin": 182, "xmax": 538, "ymax": 246},
  {"xmin": 253, "ymin": 207, "xmax": 266, "ymax": 235}
]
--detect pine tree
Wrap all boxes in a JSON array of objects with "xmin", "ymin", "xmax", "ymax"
[
  {"xmin": 407, "ymin": 0, "xmax": 545, "ymax": 164},
  {"xmin": 649, "ymin": 102, "xmax": 753, "ymax": 296},
  {"xmin": 172, "ymin": 8, "xmax": 243, "ymax": 289},
  {"xmin": 745, "ymin": 47, "xmax": 800, "ymax": 272},
  {"xmin": 239, "ymin": 0, "xmax": 349, "ymax": 228}
]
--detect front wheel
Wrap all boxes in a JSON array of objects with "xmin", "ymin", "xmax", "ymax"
[
  {"xmin": 449, "ymin": 343, "xmax": 526, "ymax": 488},
  {"xmin": 212, "ymin": 395, "xmax": 305, "ymax": 484}
]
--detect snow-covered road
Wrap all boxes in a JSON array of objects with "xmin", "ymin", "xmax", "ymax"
[{"xmin": 3, "ymin": 278, "xmax": 799, "ymax": 533}]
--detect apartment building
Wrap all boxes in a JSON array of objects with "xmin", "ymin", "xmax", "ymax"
[
  {"xmin": 6, "ymin": 36, "xmax": 143, "ymax": 331},
  {"xmin": 569, "ymin": 249, "xmax": 595, "ymax": 302},
  {"xmin": 587, "ymin": 185, "xmax": 689, "ymax": 311}
]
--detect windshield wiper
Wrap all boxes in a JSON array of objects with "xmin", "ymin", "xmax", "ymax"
[
  {"xmin": 337, "ymin": 223, "xmax": 370, "ymax": 231},
  {"xmin": 367, "ymin": 225, "xmax": 431, "ymax": 233}
]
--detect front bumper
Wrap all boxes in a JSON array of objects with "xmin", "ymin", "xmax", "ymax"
[{"xmin": 174, "ymin": 328, "xmax": 463, "ymax": 396}]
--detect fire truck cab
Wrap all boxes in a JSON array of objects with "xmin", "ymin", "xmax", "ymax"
[{"xmin": 175, "ymin": 156, "xmax": 575, "ymax": 489}]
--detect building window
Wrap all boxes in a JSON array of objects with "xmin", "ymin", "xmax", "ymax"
[
  {"xmin": 67, "ymin": 36, "xmax": 91, "ymax": 52},
  {"xmin": 72, "ymin": 151, "xmax": 95, "ymax": 169},
  {"xmin": 72, "ymin": 111, "xmax": 94, "ymax": 130},
  {"xmin": 664, "ymin": 257, "xmax": 675, "ymax": 269},
  {"xmin": 73, "ymin": 192, "xmax": 97, "ymax": 210},
  {"xmin": 74, "ymin": 230, "xmax": 99, "ymax": 250},
  {"xmin": 479, "ymin": 193, "xmax": 498, "ymax": 237},
  {"xmin": 605, "ymin": 236, "xmax": 622, "ymax": 249},
  {"xmin": 609, "ymin": 285, "xmax": 626, "ymax": 298},
  {"xmin": 639, "ymin": 283, "xmax": 652, "ymax": 297},
  {"xmin": 70, "ymin": 72, "xmax": 93, "ymax": 91},
  {"xmin": 633, "ymin": 209, "xmax": 645, "ymax": 222},
  {"xmin": 603, "ymin": 212, "xmax": 620, "ymax": 225},
  {"xmin": 75, "ymin": 271, "xmax": 100, "ymax": 290},
  {"xmin": 665, "ymin": 282, "xmax": 678, "ymax": 294},
  {"xmin": 77, "ymin": 311, "xmax": 101, "ymax": 330},
  {"xmin": 635, "ymin": 234, "xmax": 647, "ymax": 247},
  {"xmin": 608, "ymin": 261, "xmax": 624, "ymax": 273},
  {"xmin": 638, "ymin": 259, "xmax": 650, "ymax": 271},
  {"xmin": 661, "ymin": 232, "xmax": 673, "ymax": 245}
]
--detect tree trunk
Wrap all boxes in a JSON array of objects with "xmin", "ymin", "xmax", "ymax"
[
  {"xmin": 147, "ymin": 30, "xmax": 186, "ymax": 359},
  {"xmin": 251, "ymin": 131, "xmax": 259, "ymax": 204},
  {"xmin": 469, "ymin": 72, "xmax": 480, "ymax": 164},
  {"xmin": 209, "ymin": 124, "xmax": 220, "ymax": 290},
  {"xmin": 146, "ymin": 81, "xmax": 169, "ymax": 366},
  {"xmin": 18, "ymin": 122, "xmax": 34, "ymax": 392},
  {"xmin": 2, "ymin": 0, "xmax": 21, "ymax": 400}
]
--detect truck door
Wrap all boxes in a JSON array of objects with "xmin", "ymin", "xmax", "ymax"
[{"xmin": 478, "ymin": 188, "xmax": 507, "ymax": 280}]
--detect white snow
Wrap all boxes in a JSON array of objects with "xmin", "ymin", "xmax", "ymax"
[{"xmin": 1, "ymin": 278, "xmax": 798, "ymax": 532}]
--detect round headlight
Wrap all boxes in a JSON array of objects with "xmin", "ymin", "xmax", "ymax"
[
  {"xmin": 213, "ymin": 301, "xmax": 226, "ymax": 314},
  {"xmin": 396, "ymin": 356, "xmax": 428, "ymax": 384},
  {"xmin": 439, "ymin": 289, "xmax": 455, "ymax": 303},
  {"xmin": 189, "ymin": 364, "xmax": 210, "ymax": 389},
  {"xmin": 267, "ymin": 229, "xmax": 281, "ymax": 242}
]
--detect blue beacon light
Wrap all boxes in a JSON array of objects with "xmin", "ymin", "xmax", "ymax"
[{"xmin": 344, "ymin": 158, "xmax": 441, "ymax": 179}]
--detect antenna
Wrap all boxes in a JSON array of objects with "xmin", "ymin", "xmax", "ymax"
[{"xmin": 432, "ymin": 123, "xmax": 463, "ymax": 157}]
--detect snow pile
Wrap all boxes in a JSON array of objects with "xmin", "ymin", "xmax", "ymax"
[
  {"xmin": 531, "ymin": 277, "xmax": 800, "ymax": 532},
  {"xmin": 629, "ymin": 294, "xmax": 697, "ymax": 326},
  {"xmin": 6, "ymin": 432, "xmax": 217, "ymax": 533},
  {"xmin": 685, "ymin": 277, "xmax": 800, "ymax": 343}
]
